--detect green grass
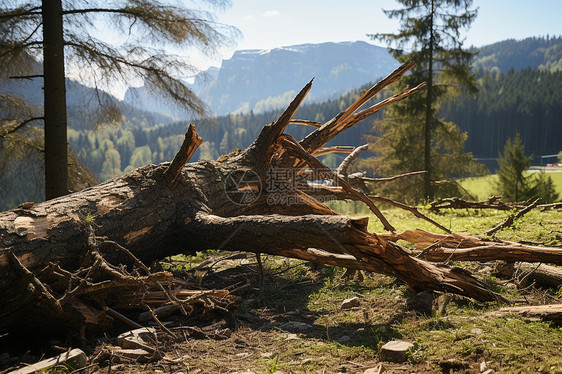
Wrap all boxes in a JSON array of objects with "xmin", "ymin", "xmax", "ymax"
[
  {"xmin": 459, "ymin": 170, "xmax": 562, "ymax": 201},
  {"xmin": 160, "ymin": 206, "xmax": 562, "ymax": 373}
]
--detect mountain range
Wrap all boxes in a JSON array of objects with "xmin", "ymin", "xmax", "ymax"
[{"xmin": 124, "ymin": 41, "xmax": 399, "ymax": 117}]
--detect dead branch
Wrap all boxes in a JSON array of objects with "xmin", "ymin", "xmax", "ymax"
[
  {"xmin": 336, "ymin": 144, "xmax": 370, "ymax": 177},
  {"xmin": 487, "ymin": 304, "xmax": 562, "ymax": 325},
  {"xmin": 429, "ymin": 196, "xmax": 524, "ymax": 211},
  {"xmin": 484, "ymin": 198, "xmax": 539, "ymax": 236},
  {"xmin": 163, "ymin": 123, "xmax": 202, "ymax": 184},
  {"xmin": 385, "ymin": 229, "xmax": 562, "ymax": 266},
  {"xmin": 495, "ymin": 262, "xmax": 562, "ymax": 289}
]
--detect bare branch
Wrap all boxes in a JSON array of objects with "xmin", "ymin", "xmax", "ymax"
[
  {"xmin": 361, "ymin": 170, "xmax": 426, "ymax": 183},
  {"xmin": 312, "ymin": 146, "xmax": 355, "ymax": 157},
  {"xmin": 367, "ymin": 194, "xmax": 451, "ymax": 233},
  {"xmin": 300, "ymin": 61, "xmax": 416, "ymax": 153},
  {"xmin": 289, "ymin": 119, "xmax": 322, "ymax": 128},
  {"xmin": 281, "ymin": 138, "xmax": 395, "ymax": 232},
  {"xmin": 164, "ymin": 123, "xmax": 203, "ymax": 185},
  {"xmin": 484, "ymin": 199, "xmax": 540, "ymax": 236},
  {"xmin": 0, "ymin": 117, "xmax": 43, "ymax": 137},
  {"xmin": 336, "ymin": 144, "xmax": 370, "ymax": 177}
]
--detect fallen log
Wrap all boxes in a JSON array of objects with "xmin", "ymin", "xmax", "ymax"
[
  {"xmin": 0, "ymin": 62, "xmax": 506, "ymax": 334},
  {"xmin": 429, "ymin": 196, "xmax": 524, "ymax": 211},
  {"xmin": 495, "ymin": 262, "xmax": 562, "ymax": 289},
  {"xmin": 385, "ymin": 229, "xmax": 562, "ymax": 265},
  {"xmin": 487, "ymin": 304, "xmax": 562, "ymax": 325}
]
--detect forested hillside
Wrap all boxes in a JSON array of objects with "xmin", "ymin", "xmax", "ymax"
[
  {"xmin": 472, "ymin": 36, "xmax": 562, "ymax": 72},
  {"xmin": 441, "ymin": 68, "xmax": 562, "ymax": 163},
  {"xmin": 69, "ymin": 85, "xmax": 384, "ymax": 181}
]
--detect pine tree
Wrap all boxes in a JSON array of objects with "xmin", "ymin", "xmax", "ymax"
[
  {"xmin": 0, "ymin": 0, "xmax": 236, "ymax": 199},
  {"xmin": 534, "ymin": 173, "xmax": 559, "ymax": 203},
  {"xmin": 369, "ymin": 0, "xmax": 480, "ymax": 201},
  {"xmin": 495, "ymin": 133, "xmax": 534, "ymax": 202}
]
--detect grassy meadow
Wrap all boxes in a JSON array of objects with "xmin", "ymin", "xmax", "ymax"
[{"xmin": 459, "ymin": 170, "xmax": 562, "ymax": 201}]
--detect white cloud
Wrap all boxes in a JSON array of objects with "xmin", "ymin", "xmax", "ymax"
[{"xmin": 263, "ymin": 10, "xmax": 280, "ymax": 18}]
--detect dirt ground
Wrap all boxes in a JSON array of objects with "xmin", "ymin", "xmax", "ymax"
[{"xmin": 1, "ymin": 253, "xmax": 561, "ymax": 374}]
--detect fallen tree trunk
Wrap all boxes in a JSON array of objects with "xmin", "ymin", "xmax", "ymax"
[
  {"xmin": 495, "ymin": 262, "xmax": 562, "ymax": 289},
  {"xmin": 1, "ymin": 61, "xmax": 547, "ymax": 334},
  {"xmin": 487, "ymin": 304, "xmax": 562, "ymax": 325},
  {"xmin": 384, "ymin": 229, "xmax": 562, "ymax": 265}
]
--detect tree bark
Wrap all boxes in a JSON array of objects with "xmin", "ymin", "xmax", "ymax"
[
  {"xmin": 496, "ymin": 262, "xmax": 562, "ymax": 289},
  {"xmin": 487, "ymin": 305, "xmax": 562, "ymax": 325},
  {"xmin": 42, "ymin": 0, "xmax": 69, "ymax": 199}
]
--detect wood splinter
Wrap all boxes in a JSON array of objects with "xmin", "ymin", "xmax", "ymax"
[{"xmin": 163, "ymin": 123, "xmax": 203, "ymax": 185}]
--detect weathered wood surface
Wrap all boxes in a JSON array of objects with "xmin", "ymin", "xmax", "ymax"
[
  {"xmin": 384, "ymin": 229, "xmax": 562, "ymax": 266},
  {"xmin": 495, "ymin": 262, "xmax": 562, "ymax": 288},
  {"xmin": 488, "ymin": 304, "xmax": 562, "ymax": 325}
]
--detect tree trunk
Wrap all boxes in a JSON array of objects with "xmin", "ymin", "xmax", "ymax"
[
  {"xmin": 42, "ymin": 0, "xmax": 69, "ymax": 199},
  {"xmin": 2, "ymin": 62, "xmax": 559, "ymax": 334}
]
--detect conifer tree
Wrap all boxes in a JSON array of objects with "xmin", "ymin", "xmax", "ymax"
[
  {"xmin": 495, "ymin": 133, "xmax": 534, "ymax": 202},
  {"xmin": 0, "ymin": 0, "xmax": 236, "ymax": 199},
  {"xmin": 369, "ymin": 0, "xmax": 480, "ymax": 201}
]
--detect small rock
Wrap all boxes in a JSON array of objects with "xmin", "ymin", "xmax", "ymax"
[
  {"xmin": 280, "ymin": 321, "xmax": 312, "ymax": 332},
  {"xmin": 261, "ymin": 352, "xmax": 274, "ymax": 358},
  {"xmin": 111, "ymin": 348, "xmax": 152, "ymax": 362},
  {"xmin": 341, "ymin": 297, "xmax": 360, "ymax": 310},
  {"xmin": 482, "ymin": 370, "xmax": 495, "ymax": 374},
  {"xmin": 301, "ymin": 358, "xmax": 313, "ymax": 365},
  {"xmin": 471, "ymin": 328, "xmax": 484, "ymax": 335},
  {"xmin": 380, "ymin": 340, "xmax": 413, "ymax": 363},
  {"xmin": 363, "ymin": 365, "xmax": 382, "ymax": 374},
  {"xmin": 439, "ymin": 358, "xmax": 469, "ymax": 372},
  {"xmin": 8, "ymin": 348, "xmax": 86, "ymax": 374},
  {"xmin": 285, "ymin": 333, "xmax": 300, "ymax": 340},
  {"xmin": 405, "ymin": 291, "xmax": 436, "ymax": 315},
  {"xmin": 336, "ymin": 335, "xmax": 350, "ymax": 343},
  {"xmin": 480, "ymin": 361, "xmax": 489, "ymax": 372},
  {"xmin": 117, "ymin": 327, "xmax": 156, "ymax": 351}
]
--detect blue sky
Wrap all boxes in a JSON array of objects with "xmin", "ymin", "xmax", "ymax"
[
  {"xmin": 214, "ymin": 0, "xmax": 562, "ymax": 52},
  {"xmin": 105, "ymin": 1, "xmax": 562, "ymax": 97}
]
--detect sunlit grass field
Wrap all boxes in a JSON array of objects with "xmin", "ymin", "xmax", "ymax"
[{"xmin": 459, "ymin": 171, "xmax": 562, "ymax": 201}]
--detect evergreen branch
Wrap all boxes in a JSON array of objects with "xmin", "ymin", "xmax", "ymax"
[
  {"xmin": 9, "ymin": 74, "xmax": 43, "ymax": 80},
  {"xmin": 62, "ymin": 8, "xmax": 209, "ymax": 24},
  {"xmin": 0, "ymin": 41, "xmax": 42, "ymax": 59},
  {"xmin": 19, "ymin": 19, "xmax": 42, "ymax": 44},
  {"xmin": 0, "ymin": 7, "xmax": 41, "ymax": 20},
  {"xmin": 64, "ymin": 39, "xmax": 207, "ymax": 116},
  {"xmin": 0, "ymin": 116, "xmax": 43, "ymax": 137}
]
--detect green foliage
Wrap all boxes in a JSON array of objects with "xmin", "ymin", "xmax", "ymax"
[
  {"xmin": 534, "ymin": 172, "xmax": 560, "ymax": 203},
  {"xmin": 0, "ymin": 0, "xmax": 237, "ymax": 199},
  {"xmin": 368, "ymin": 0, "xmax": 481, "ymax": 202},
  {"xmin": 495, "ymin": 133, "xmax": 534, "ymax": 202},
  {"xmin": 441, "ymin": 68, "xmax": 562, "ymax": 159},
  {"xmin": 473, "ymin": 36, "xmax": 562, "ymax": 73}
]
